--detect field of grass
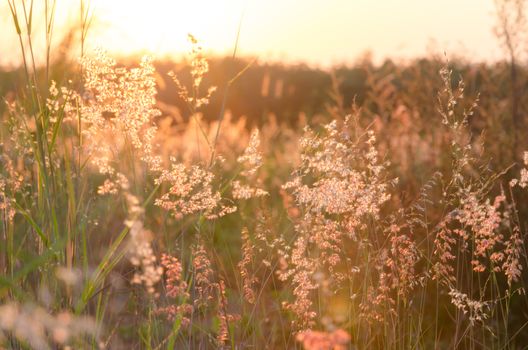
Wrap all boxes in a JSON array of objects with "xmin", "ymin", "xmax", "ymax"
[{"xmin": 1, "ymin": 1, "xmax": 528, "ymax": 349}]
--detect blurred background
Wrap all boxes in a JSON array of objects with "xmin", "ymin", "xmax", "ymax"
[{"xmin": 1, "ymin": 0, "xmax": 528, "ymax": 180}]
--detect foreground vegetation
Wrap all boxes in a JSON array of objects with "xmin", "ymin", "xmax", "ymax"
[{"xmin": 1, "ymin": 1, "xmax": 528, "ymax": 349}]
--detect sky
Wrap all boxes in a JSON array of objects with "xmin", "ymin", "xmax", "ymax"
[{"xmin": 0, "ymin": 0, "xmax": 507, "ymax": 68}]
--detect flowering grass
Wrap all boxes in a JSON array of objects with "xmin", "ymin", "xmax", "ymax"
[{"xmin": 1, "ymin": 1, "xmax": 528, "ymax": 349}]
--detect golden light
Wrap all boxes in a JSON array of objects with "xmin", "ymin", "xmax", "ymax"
[
  {"xmin": 0, "ymin": 0, "xmax": 502, "ymax": 67},
  {"xmin": 87, "ymin": 0, "xmax": 246, "ymax": 58}
]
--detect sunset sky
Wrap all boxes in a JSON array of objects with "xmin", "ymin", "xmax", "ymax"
[{"xmin": 0, "ymin": 0, "xmax": 506, "ymax": 67}]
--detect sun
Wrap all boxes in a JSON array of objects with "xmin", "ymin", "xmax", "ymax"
[{"xmin": 87, "ymin": 0, "xmax": 246, "ymax": 58}]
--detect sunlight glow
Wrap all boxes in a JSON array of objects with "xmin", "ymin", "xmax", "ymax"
[
  {"xmin": 0, "ymin": 0, "xmax": 504, "ymax": 67},
  {"xmin": 88, "ymin": 0, "xmax": 245, "ymax": 58}
]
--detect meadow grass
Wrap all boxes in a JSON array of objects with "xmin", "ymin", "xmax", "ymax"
[{"xmin": 1, "ymin": 1, "xmax": 528, "ymax": 349}]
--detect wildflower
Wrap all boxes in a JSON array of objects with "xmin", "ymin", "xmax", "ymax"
[
  {"xmin": 295, "ymin": 328, "xmax": 351, "ymax": 350},
  {"xmin": 515, "ymin": 151, "xmax": 528, "ymax": 188},
  {"xmin": 192, "ymin": 242, "xmax": 216, "ymax": 308},
  {"xmin": 502, "ymin": 226, "xmax": 523, "ymax": 286},
  {"xmin": 168, "ymin": 34, "xmax": 216, "ymax": 109},
  {"xmin": 79, "ymin": 50, "xmax": 162, "ymax": 182},
  {"xmin": 216, "ymin": 280, "xmax": 230, "ymax": 345},
  {"xmin": 125, "ymin": 192, "xmax": 163, "ymax": 295},
  {"xmin": 232, "ymin": 129, "xmax": 268, "ymax": 200},
  {"xmin": 433, "ymin": 192, "xmax": 507, "ymax": 281},
  {"xmin": 0, "ymin": 303, "xmax": 96, "ymax": 349},
  {"xmin": 155, "ymin": 161, "xmax": 236, "ymax": 220},
  {"xmin": 448, "ymin": 288, "xmax": 490, "ymax": 325},
  {"xmin": 232, "ymin": 181, "xmax": 268, "ymax": 200},
  {"xmin": 237, "ymin": 129, "xmax": 263, "ymax": 177},
  {"xmin": 432, "ymin": 218, "xmax": 459, "ymax": 282},
  {"xmin": 460, "ymin": 193, "xmax": 506, "ymax": 273},
  {"xmin": 0, "ymin": 155, "xmax": 23, "ymax": 223},
  {"xmin": 280, "ymin": 116, "xmax": 391, "ymax": 327},
  {"xmin": 239, "ymin": 227, "xmax": 258, "ymax": 304},
  {"xmin": 388, "ymin": 225, "xmax": 419, "ymax": 297},
  {"xmin": 156, "ymin": 254, "xmax": 192, "ymax": 325}
]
